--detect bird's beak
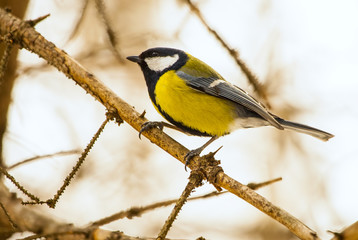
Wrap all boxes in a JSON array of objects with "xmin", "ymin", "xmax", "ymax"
[{"xmin": 126, "ymin": 55, "xmax": 142, "ymax": 63}]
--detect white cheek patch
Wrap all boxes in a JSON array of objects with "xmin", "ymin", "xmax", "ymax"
[{"xmin": 144, "ymin": 54, "xmax": 179, "ymax": 72}]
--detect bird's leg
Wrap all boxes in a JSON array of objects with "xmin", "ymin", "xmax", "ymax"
[
  {"xmin": 184, "ymin": 136, "xmax": 218, "ymax": 170},
  {"xmin": 139, "ymin": 121, "xmax": 185, "ymax": 139}
]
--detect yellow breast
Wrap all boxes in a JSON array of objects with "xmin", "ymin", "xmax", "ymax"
[{"xmin": 153, "ymin": 70, "xmax": 238, "ymax": 136}]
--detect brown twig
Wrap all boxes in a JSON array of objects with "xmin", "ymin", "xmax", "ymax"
[
  {"xmin": 40, "ymin": 114, "xmax": 111, "ymax": 208},
  {"xmin": 94, "ymin": 0, "xmax": 125, "ymax": 63},
  {"xmin": 0, "ymin": 165, "xmax": 40, "ymax": 203},
  {"xmin": 157, "ymin": 170, "xmax": 204, "ymax": 240},
  {"xmin": 91, "ymin": 190, "xmax": 225, "ymax": 227},
  {"xmin": 247, "ymin": 177, "xmax": 282, "ymax": 190},
  {"xmin": 6, "ymin": 150, "xmax": 81, "ymax": 170},
  {"xmin": 91, "ymin": 177, "xmax": 280, "ymax": 227},
  {"xmin": 16, "ymin": 112, "xmax": 113, "ymax": 208},
  {"xmin": 66, "ymin": 0, "xmax": 90, "ymax": 43},
  {"xmin": 0, "ymin": 201, "xmax": 18, "ymax": 230},
  {"xmin": 216, "ymin": 172, "xmax": 319, "ymax": 240},
  {"xmin": 184, "ymin": 0, "xmax": 270, "ymax": 106}
]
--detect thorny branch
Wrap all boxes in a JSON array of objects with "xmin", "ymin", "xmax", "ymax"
[
  {"xmin": 0, "ymin": 112, "xmax": 114, "ymax": 208},
  {"xmin": 0, "ymin": 165, "xmax": 41, "ymax": 203},
  {"xmin": 22, "ymin": 112, "xmax": 115, "ymax": 208},
  {"xmin": 0, "ymin": 8, "xmax": 321, "ymax": 240},
  {"xmin": 157, "ymin": 170, "xmax": 204, "ymax": 240}
]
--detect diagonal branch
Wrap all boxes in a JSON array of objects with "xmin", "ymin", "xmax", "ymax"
[
  {"xmin": 0, "ymin": 8, "xmax": 319, "ymax": 240},
  {"xmin": 216, "ymin": 172, "xmax": 318, "ymax": 240}
]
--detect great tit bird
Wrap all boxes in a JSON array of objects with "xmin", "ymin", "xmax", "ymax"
[{"xmin": 127, "ymin": 47, "xmax": 333, "ymax": 165}]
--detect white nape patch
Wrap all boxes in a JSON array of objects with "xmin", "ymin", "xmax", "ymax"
[
  {"xmin": 144, "ymin": 54, "xmax": 179, "ymax": 72},
  {"xmin": 209, "ymin": 79, "xmax": 226, "ymax": 88}
]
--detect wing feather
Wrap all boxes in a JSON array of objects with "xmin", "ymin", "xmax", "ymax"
[{"xmin": 176, "ymin": 70, "xmax": 283, "ymax": 129}]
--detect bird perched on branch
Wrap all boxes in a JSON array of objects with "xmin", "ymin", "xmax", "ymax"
[{"xmin": 127, "ymin": 47, "xmax": 333, "ymax": 167}]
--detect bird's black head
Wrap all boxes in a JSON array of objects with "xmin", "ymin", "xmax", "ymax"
[
  {"xmin": 127, "ymin": 47, "xmax": 188, "ymax": 75},
  {"xmin": 127, "ymin": 47, "xmax": 188, "ymax": 104}
]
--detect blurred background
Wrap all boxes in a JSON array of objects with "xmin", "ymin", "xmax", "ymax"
[{"xmin": 2, "ymin": 0, "xmax": 358, "ymax": 239}]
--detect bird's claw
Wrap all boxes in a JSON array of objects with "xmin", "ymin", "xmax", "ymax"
[
  {"xmin": 184, "ymin": 148, "xmax": 201, "ymax": 171},
  {"xmin": 138, "ymin": 121, "xmax": 164, "ymax": 139}
]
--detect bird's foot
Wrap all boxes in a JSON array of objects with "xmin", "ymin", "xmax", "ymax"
[
  {"xmin": 184, "ymin": 148, "xmax": 203, "ymax": 171},
  {"xmin": 139, "ymin": 121, "xmax": 164, "ymax": 139}
]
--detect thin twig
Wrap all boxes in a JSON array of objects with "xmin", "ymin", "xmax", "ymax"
[
  {"xmin": 95, "ymin": 0, "xmax": 124, "ymax": 63},
  {"xmin": 44, "ymin": 115, "xmax": 111, "ymax": 208},
  {"xmin": 6, "ymin": 150, "xmax": 81, "ymax": 170},
  {"xmin": 184, "ymin": 0, "xmax": 270, "ymax": 106},
  {"xmin": 20, "ymin": 114, "xmax": 113, "ymax": 208},
  {"xmin": 91, "ymin": 191, "xmax": 225, "ymax": 227},
  {"xmin": 247, "ymin": 177, "xmax": 282, "ymax": 190},
  {"xmin": 0, "ymin": 201, "xmax": 18, "ymax": 230},
  {"xmin": 66, "ymin": 0, "xmax": 90, "ymax": 43},
  {"xmin": 157, "ymin": 170, "xmax": 204, "ymax": 240},
  {"xmin": 0, "ymin": 166, "xmax": 40, "ymax": 203},
  {"xmin": 91, "ymin": 177, "xmax": 281, "ymax": 227}
]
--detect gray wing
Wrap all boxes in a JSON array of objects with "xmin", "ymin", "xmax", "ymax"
[{"xmin": 176, "ymin": 71, "xmax": 283, "ymax": 129}]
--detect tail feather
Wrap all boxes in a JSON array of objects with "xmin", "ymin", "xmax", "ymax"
[{"xmin": 275, "ymin": 117, "xmax": 334, "ymax": 141}]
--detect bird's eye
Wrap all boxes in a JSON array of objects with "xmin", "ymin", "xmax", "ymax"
[{"xmin": 151, "ymin": 52, "xmax": 159, "ymax": 57}]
